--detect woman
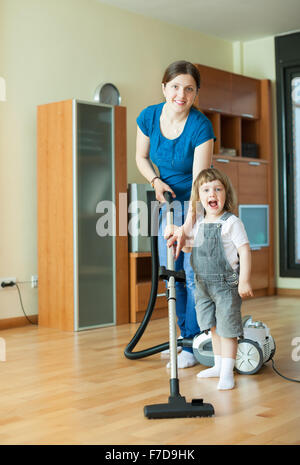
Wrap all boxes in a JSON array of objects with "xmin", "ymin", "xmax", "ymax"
[{"xmin": 136, "ymin": 60, "xmax": 215, "ymax": 368}]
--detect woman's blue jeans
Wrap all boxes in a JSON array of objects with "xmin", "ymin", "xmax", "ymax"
[{"xmin": 158, "ymin": 203, "xmax": 200, "ymax": 353}]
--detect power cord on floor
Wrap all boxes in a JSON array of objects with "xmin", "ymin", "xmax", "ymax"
[
  {"xmin": 1, "ymin": 281, "xmax": 37, "ymax": 325},
  {"xmin": 15, "ymin": 283, "xmax": 37, "ymax": 325},
  {"xmin": 268, "ymin": 358, "xmax": 300, "ymax": 383}
]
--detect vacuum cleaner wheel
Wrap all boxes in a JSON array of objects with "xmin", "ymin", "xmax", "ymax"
[{"xmin": 235, "ymin": 339, "xmax": 264, "ymax": 375}]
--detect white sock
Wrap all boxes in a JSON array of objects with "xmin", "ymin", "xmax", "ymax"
[
  {"xmin": 166, "ymin": 350, "xmax": 197, "ymax": 369},
  {"xmin": 218, "ymin": 357, "xmax": 235, "ymax": 390},
  {"xmin": 197, "ymin": 355, "xmax": 221, "ymax": 378},
  {"xmin": 161, "ymin": 336, "xmax": 182, "ymax": 358}
]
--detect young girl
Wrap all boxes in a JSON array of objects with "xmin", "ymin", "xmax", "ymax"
[{"xmin": 165, "ymin": 168, "xmax": 253, "ymax": 390}]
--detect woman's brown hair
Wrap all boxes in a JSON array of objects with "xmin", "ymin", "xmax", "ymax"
[{"xmin": 162, "ymin": 60, "xmax": 201, "ymax": 90}]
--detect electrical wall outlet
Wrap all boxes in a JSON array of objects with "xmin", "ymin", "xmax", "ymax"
[
  {"xmin": 31, "ymin": 275, "xmax": 38, "ymax": 288},
  {"xmin": 0, "ymin": 277, "xmax": 16, "ymax": 289}
]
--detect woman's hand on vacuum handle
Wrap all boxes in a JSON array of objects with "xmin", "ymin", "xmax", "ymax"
[{"xmin": 153, "ymin": 178, "xmax": 176, "ymax": 203}]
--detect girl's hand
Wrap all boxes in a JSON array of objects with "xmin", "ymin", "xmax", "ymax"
[
  {"xmin": 153, "ymin": 178, "xmax": 176, "ymax": 203},
  {"xmin": 164, "ymin": 224, "xmax": 180, "ymax": 240},
  {"xmin": 164, "ymin": 225, "xmax": 179, "ymax": 257},
  {"xmin": 164, "ymin": 225, "xmax": 187, "ymax": 260},
  {"xmin": 238, "ymin": 280, "xmax": 254, "ymax": 298}
]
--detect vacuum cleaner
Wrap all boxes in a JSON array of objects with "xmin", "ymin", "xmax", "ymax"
[
  {"xmin": 125, "ymin": 192, "xmax": 214, "ymax": 419},
  {"xmin": 193, "ymin": 315, "xmax": 276, "ymax": 375}
]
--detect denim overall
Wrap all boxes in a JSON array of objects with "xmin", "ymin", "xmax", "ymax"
[{"xmin": 191, "ymin": 212, "xmax": 243, "ymax": 338}]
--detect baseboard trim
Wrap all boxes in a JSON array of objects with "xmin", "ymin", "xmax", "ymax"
[
  {"xmin": 0, "ymin": 315, "xmax": 38, "ymax": 330},
  {"xmin": 0, "ymin": 289, "xmax": 298, "ymax": 330},
  {"xmin": 276, "ymin": 288, "xmax": 300, "ymax": 297}
]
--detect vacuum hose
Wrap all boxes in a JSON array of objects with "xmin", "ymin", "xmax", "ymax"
[{"xmin": 124, "ymin": 193, "xmax": 184, "ymax": 359}]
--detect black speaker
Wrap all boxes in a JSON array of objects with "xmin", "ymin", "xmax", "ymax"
[{"xmin": 242, "ymin": 142, "xmax": 258, "ymax": 158}]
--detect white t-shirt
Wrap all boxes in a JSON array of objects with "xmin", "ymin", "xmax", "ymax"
[{"xmin": 191, "ymin": 213, "xmax": 249, "ymax": 270}]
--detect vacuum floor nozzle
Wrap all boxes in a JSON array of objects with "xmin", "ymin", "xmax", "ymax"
[{"xmin": 144, "ymin": 395, "xmax": 214, "ymax": 419}]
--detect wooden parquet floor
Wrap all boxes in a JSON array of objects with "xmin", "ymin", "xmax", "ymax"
[{"xmin": 0, "ymin": 295, "xmax": 299, "ymax": 445}]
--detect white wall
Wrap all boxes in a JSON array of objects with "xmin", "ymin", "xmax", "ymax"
[{"xmin": 0, "ymin": 0, "xmax": 234, "ymax": 320}]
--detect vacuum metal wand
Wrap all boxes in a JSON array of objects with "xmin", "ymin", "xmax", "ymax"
[
  {"xmin": 166, "ymin": 207, "xmax": 178, "ymax": 386},
  {"xmin": 143, "ymin": 191, "xmax": 215, "ymax": 418}
]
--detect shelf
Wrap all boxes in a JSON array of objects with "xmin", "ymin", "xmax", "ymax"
[
  {"xmin": 129, "ymin": 252, "xmax": 167, "ymax": 323},
  {"xmin": 220, "ymin": 114, "xmax": 241, "ymax": 156},
  {"xmin": 79, "ymin": 265, "xmax": 113, "ymax": 276},
  {"xmin": 202, "ymin": 109, "xmax": 261, "ymax": 159},
  {"xmin": 213, "ymin": 154, "xmax": 268, "ymax": 164},
  {"xmin": 79, "ymin": 155, "xmax": 103, "ymax": 160},
  {"xmin": 130, "ymin": 252, "xmax": 151, "ymax": 258}
]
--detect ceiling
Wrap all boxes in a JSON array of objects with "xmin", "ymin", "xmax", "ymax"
[{"xmin": 97, "ymin": 0, "xmax": 300, "ymax": 42}]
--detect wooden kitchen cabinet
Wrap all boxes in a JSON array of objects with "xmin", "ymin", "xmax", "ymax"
[
  {"xmin": 196, "ymin": 64, "xmax": 232, "ymax": 114},
  {"xmin": 37, "ymin": 100, "xmax": 129, "ymax": 331},
  {"xmin": 237, "ymin": 160, "xmax": 268, "ymax": 204},
  {"xmin": 231, "ymin": 73, "xmax": 261, "ymax": 119},
  {"xmin": 195, "ymin": 64, "xmax": 260, "ymax": 118},
  {"xmin": 212, "ymin": 156, "xmax": 239, "ymax": 195},
  {"xmin": 251, "ymin": 248, "xmax": 269, "ymax": 291}
]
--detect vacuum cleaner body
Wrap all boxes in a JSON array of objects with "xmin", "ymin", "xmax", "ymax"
[{"xmin": 192, "ymin": 315, "xmax": 276, "ymax": 375}]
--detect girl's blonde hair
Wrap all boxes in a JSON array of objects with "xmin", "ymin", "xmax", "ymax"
[{"xmin": 191, "ymin": 168, "xmax": 237, "ymax": 217}]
